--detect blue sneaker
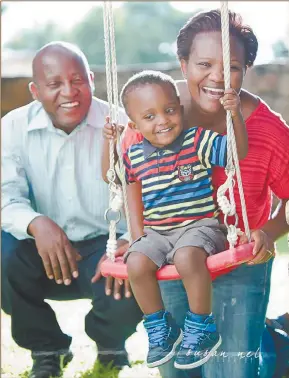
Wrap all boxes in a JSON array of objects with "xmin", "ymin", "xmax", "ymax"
[
  {"xmin": 174, "ymin": 312, "xmax": 222, "ymax": 369},
  {"xmin": 260, "ymin": 315, "xmax": 289, "ymax": 378},
  {"xmin": 143, "ymin": 310, "xmax": 183, "ymax": 368}
]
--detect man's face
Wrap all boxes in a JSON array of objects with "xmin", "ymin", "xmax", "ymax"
[{"xmin": 31, "ymin": 52, "xmax": 93, "ymax": 132}]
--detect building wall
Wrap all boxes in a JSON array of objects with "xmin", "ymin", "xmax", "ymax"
[{"xmin": 1, "ymin": 62, "xmax": 289, "ymax": 124}]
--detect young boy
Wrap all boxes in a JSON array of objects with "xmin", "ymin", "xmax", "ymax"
[{"xmin": 102, "ymin": 70, "xmax": 248, "ymax": 369}]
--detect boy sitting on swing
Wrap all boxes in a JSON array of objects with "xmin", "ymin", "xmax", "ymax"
[{"xmin": 101, "ymin": 70, "xmax": 248, "ymax": 369}]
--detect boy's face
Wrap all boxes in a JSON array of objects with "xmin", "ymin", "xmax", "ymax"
[{"xmin": 126, "ymin": 83, "xmax": 183, "ymax": 149}]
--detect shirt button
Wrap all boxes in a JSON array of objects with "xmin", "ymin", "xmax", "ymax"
[
  {"xmin": 12, "ymin": 155, "xmax": 21, "ymax": 163},
  {"xmin": 68, "ymin": 219, "xmax": 75, "ymax": 228}
]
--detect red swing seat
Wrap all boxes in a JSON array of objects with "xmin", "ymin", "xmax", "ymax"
[{"xmin": 101, "ymin": 242, "xmax": 255, "ymax": 281}]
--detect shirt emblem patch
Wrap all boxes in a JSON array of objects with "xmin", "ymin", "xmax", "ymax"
[{"xmin": 178, "ymin": 164, "xmax": 194, "ymax": 182}]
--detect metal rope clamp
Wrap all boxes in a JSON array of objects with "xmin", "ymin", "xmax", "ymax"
[
  {"xmin": 106, "ymin": 168, "xmax": 116, "ymax": 183},
  {"xmin": 105, "ymin": 184, "xmax": 123, "ymax": 225},
  {"xmin": 104, "ymin": 207, "xmax": 121, "ymax": 224},
  {"xmin": 224, "ymin": 212, "xmax": 239, "ymax": 230}
]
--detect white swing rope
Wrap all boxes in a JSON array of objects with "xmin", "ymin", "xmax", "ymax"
[
  {"xmin": 103, "ymin": 1, "xmax": 251, "ymax": 260},
  {"xmin": 103, "ymin": 1, "xmax": 132, "ymax": 260},
  {"xmin": 218, "ymin": 1, "xmax": 251, "ymax": 247}
]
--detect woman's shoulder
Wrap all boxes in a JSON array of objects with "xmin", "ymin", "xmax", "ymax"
[
  {"xmin": 241, "ymin": 89, "xmax": 289, "ymax": 133},
  {"xmin": 121, "ymin": 126, "xmax": 143, "ymax": 153},
  {"xmin": 240, "ymin": 89, "xmax": 260, "ymax": 120}
]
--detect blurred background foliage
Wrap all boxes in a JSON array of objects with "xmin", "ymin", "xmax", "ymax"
[{"xmin": 4, "ymin": 2, "xmax": 200, "ymax": 65}]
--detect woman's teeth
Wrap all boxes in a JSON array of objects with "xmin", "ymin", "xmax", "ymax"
[{"xmin": 202, "ymin": 87, "xmax": 224, "ymax": 99}]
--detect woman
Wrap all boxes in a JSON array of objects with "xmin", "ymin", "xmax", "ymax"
[{"xmin": 120, "ymin": 9, "xmax": 289, "ymax": 378}]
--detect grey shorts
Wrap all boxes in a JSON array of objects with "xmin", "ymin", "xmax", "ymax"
[{"xmin": 124, "ymin": 218, "xmax": 227, "ymax": 268}]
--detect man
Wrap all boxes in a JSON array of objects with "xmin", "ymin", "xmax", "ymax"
[{"xmin": 1, "ymin": 41, "xmax": 142, "ymax": 378}]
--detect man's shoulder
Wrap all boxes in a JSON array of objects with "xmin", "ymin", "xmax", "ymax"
[
  {"xmin": 2, "ymin": 101, "xmax": 41, "ymax": 131},
  {"xmin": 90, "ymin": 97, "xmax": 128, "ymax": 123},
  {"xmin": 91, "ymin": 97, "xmax": 109, "ymax": 111},
  {"xmin": 2, "ymin": 101, "xmax": 38, "ymax": 119}
]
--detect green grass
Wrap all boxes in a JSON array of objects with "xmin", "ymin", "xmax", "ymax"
[
  {"xmin": 17, "ymin": 359, "xmax": 288, "ymax": 378},
  {"xmin": 19, "ymin": 362, "xmax": 120, "ymax": 378},
  {"xmin": 276, "ymin": 234, "xmax": 289, "ymax": 254},
  {"xmin": 19, "ymin": 372, "xmax": 29, "ymax": 378},
  {"xmin": 76, "ymin": 360, "xmax": 120, "ymax": 378},
  {"xmin": 18, "ymin": 360, "xmax": 146, "ymax": 378}
]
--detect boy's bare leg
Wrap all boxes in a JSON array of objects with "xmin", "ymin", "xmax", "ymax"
[
  {"xmin": 173, "ymin": 247, "xmax": 221, "ymax": 370},
  {"xmin": 126, "ymin": 252, "xmax": 164, "ymax": 314},
  {"xmin": 174, "ymin": 246, "xmax": 211, "ymax": 314},
  {"xmin": 127, "ymin": 252, "xmax": 182, "ymax": 367}
]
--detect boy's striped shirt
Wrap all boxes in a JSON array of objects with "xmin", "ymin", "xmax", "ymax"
[{"xmin": 124, "ymin": 127, "xmax": 227, "ymax": 231}]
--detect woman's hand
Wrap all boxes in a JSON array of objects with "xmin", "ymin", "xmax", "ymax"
[{"xmin": 239, "ymin": 229, "xmax": 275, "ymax": 265}]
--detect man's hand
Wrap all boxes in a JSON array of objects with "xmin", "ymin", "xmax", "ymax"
[
  {"xmin": 91, "ymin": 239, "xmax": 132, "ymax": 300},
  {"xmin": 239, "ymin": 229, "xmax": 275, "ymax": 265},
  {"xmin": 28, "ymin": 216, "xmax": 82, "ymax": 285}
]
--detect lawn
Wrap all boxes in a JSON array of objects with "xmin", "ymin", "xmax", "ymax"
[
  {"xmin": 277, "ymin": 234, "xmax": 289, "ymax": 254},
  {"xmin": 1, "ymin": 236, "xmax": 288, "ymax": 377}
]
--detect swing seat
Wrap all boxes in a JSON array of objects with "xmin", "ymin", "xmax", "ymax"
[{"xmin": 101, "ymin": 242, "xmax": 255, "ymax": 281}]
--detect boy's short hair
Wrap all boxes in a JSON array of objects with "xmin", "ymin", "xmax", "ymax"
[{"xmin": 120, "ymin": 70, "xmax": 179, "ymax": 112}]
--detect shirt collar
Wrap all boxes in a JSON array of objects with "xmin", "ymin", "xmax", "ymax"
[
  {"xmin": 27, "ymin": 99, "xmax": 96, "ymax": 132},
  {"xmin": 86, "ymin": 98, "xmax": 101, "ymax": 128},
  {"xmin": 143, "ymin": 131, "xmax": 185, "ymax": 159},
  {"xmin": 27, "ymin": 102, "xmax": 52, "ymax": 132},
  {"xmin": 85, "ymin": 97, "xmax": 120, "ymax": 129}
]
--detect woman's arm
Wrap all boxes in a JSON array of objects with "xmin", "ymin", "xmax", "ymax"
[
  {"xmin": 261, "ymin": 199, "xmax": 289, "ymax": 242},
  {"xmin": 248, "ymin": 199, "xmax": 289, "ymax": 264},
  {"xmin": 230, "ymin": 112, "xmax": 248, "ymax": 160}
]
